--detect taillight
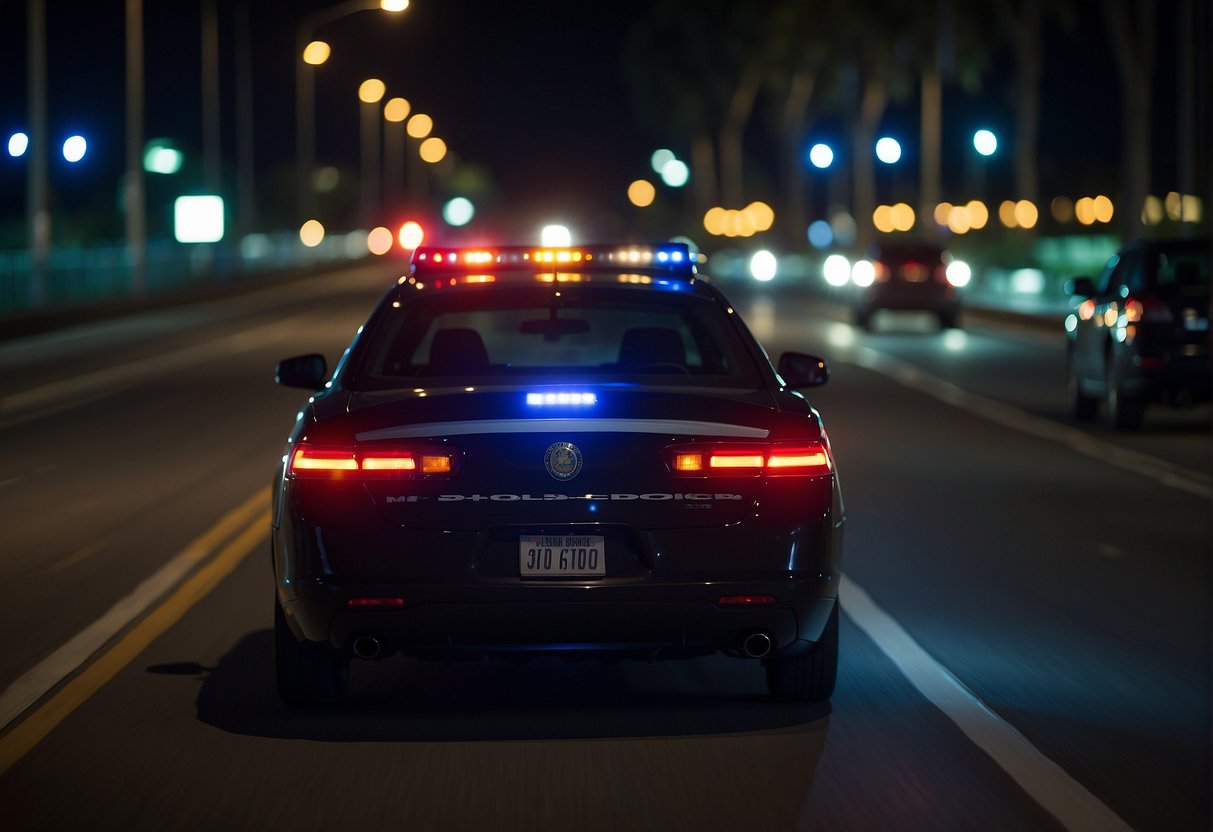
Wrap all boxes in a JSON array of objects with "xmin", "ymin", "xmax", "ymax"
[
  {"xmin": 1123, "ymin": 295, "xmax": 1173, "ymax": 323},
  {"xmin": 666, "ymin": 442, "xmax": 832, "ymax": 477},
  {"xmin": 288, "ymin": 442, "xmax": 459, "ymax": 479}
]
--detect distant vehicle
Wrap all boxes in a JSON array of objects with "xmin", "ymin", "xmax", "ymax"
[
  {"xmin": 272, "ymin": 243, "xmax": 845, "ymax": 706},
  {"xmin": 849, "ymin": 242, "xmax": 967, "ymax": 330},
  {"xmin": 1066, "ymin": 238, "xmax": 1211, "ymax": 429}
]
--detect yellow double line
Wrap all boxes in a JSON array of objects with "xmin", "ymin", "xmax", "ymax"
[{"xmin": 0, "ymin": 487, "xmax": 272, "ymax": 778}]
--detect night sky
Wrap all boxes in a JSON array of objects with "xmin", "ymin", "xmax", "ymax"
[{"xmin": 0, "ymin": 1, "xmax": 1197, "ymax": 244}]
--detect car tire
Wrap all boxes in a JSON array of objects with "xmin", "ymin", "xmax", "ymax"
[
  {"xmin": 275, "ymin": 599, "xmax": 348, "ymax": 706},
  {"xmin": 765, "ymin": 601, "xmax": 838, "ymax": 703},
  {"xmin": 1104, "ymin": 356, "xmax": 1145, "ymax": 430},
  {"xmin": 1067, "ymin": 358, "xmax": 1098, "ymax": 422},
  {"xmin": 938, "ymin": 312, "xmax": 961, "ymax": 330}
]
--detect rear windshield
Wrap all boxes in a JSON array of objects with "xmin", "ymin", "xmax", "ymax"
[
  {"xmin": 1147, "ymin": 245, "xmax": 1209, "ymax": 294},
  {"xmin": 1115, "ymin": 242, "xmax": 1213, "ymax": 298},
  {"xmin": 345, "ymin": 284, "xmax": 764, "ymax": 389}
]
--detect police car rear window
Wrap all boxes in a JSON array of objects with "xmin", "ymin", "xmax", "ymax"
[{"xmin": 347, "ymin": 286, "xmax": 761, "ymax": 388}]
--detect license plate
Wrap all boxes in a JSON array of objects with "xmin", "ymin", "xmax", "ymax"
[{"xmin": 519, "ymin": 535, "xmax": 605, "ymax": 578}]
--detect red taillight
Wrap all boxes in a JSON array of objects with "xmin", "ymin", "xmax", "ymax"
[
  {"xmin": 291, "ymin": 447, "xmax": 358, "ymax": 473},
  {"xmin": 346, "ymin": 597, "xmax": 405, "ymax": 607},
  {"xmin": 288, "ymin": 442, "xmax": 459, "ymax": 478},
  {"xmin": 718, "ymin": 594, "xmax": 776, "ymax": 605},
  {"xmin": 666, "ymin": 442, "xmax": 832, "ymax": 477},
  {"xmin": 1124, "ymin": 295, "xmax": 1173, "ymax": 323}
]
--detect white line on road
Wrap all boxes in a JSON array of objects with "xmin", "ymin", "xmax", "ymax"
[
  {"xmin": 0, "ymin": 488, "xmax": 269, "ymax": 733},
  {"xmin": 852, "ymin": 345, "xmax": 1212, "ymax": 500},
  {"xmin": 841, "ymin": 575, "xmax": 1136, "ymax": 832},
  {"xmin": 0, "ymin": 315, "xmax": 311, "ymax": 430}
]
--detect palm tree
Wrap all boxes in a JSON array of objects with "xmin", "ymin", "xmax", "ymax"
[
  {"xmin": 992, "ymin": 0, "xmax": 1076, "ymax": 229},
  {"xmin": 1101, "ymin": 0, "xmax": 1159, "ymax": 238}
]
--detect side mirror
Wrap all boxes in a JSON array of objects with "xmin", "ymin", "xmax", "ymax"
[
  {"xmin": 1064, "ymin": 276, "xmax": 1095, "ymax": 297},
  {"xmin": 777, "ymin": 352, "xmax": 830, "ymax": 388},
  {"xmin": 275, "ymin": 354, "xmax": 327, "ymax": 389}
]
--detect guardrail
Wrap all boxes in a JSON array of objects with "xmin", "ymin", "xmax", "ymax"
[{"xmin": 0, "ymin": 231, "xmax": 374, "ymax": 315}]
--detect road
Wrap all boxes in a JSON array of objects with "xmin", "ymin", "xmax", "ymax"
[{"xmin": 0, "ymin": 264, "xmax": 1208, "ymax": 831}]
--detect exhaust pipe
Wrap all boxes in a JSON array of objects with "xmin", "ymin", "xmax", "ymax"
[
  {"xmin": 353, "ymin": 635, "xmax": 383, "ymax": 660},
  {"xmin": 742, "ymin": 631, "xmax": 772, "ymax": 658}
]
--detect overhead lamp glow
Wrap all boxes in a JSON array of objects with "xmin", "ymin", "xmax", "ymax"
[
  {"xmin": 973, "ymin": 129, "xmax": 997, "ymax": 157},
  {"xmin": 419, "ymin": 136, "xmax": 447, "ymax": 163},
  {"xmin": 540, "ymin": 224, "xmax": 572, "ymax": 247},
  {"xmin": 174, "ymin": 195, "xmax": 225, "ymax": 243},
  {"xmin": 650, "ymin": 148, "xmax": 675, "ymax": 174},
  {"xmin": 628, "ymin": 179, "xmax": 656, "ymax": 207},
  {"xmin": 443, "ymin": 197, "xmax": 475, "ymax": 226},
  {"xmin": 358, "ymin": 78, "xmax": 386, "ymax": 104},
  {"xmin": 808, "ymin": 143, "xmax": 834, "ymax": 169},
  {"xmin": 302, "ymin": 40, "xmax": 330, "ymax": 65},
  {"xmin": 299, "ymin": 219, "xmax": 325, "ymax": 247},
  {"xmin": 7, "ymin": 132, "xmax": 29, "ymax": 158},
  {"xmin": 383, "ymin": 97, "xmax": 410, "ymax": 123},
  {"xmin": 143, "ymin": 139, "xmax": 183, "ymax": 174},
  {"xmin": 875, "ymin": 137, "xmax": 901, "ymax": 164},
  {"xmin": 380, "ymin": 0, "xmax": 409, "ymax": 10},
  {"xmin": 406, "ymin": 113, "xmax": 433, "ymax": 139},
  {"xmin": 398, "ymin": 220, "xmax": 425, "ymax": 250},
  {"xmin": 62, "ymin": 135, "xmax": 87, "ymax": 163},
  {"xmin": 660, "ymin": 159, "xmax": 689, "ymax": 188}
]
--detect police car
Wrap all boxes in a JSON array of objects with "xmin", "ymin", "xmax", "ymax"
[{"xmin": 272, "ymin": 243, "xmax": 844, "ymax": 705}]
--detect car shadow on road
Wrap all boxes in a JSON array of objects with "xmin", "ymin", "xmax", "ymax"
[{"xmin": 150, "ymin": 630, "xmax": 831, "ymax": 744}]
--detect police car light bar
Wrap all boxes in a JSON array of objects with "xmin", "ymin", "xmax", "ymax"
[{"xmin": 410, "ymin": 244, "xmax": 694, "ymax": 278}]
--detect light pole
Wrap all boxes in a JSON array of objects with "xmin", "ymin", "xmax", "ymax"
[
  {"xmin": 970, "ymin": 128, "xmax": 997, "ymax": 200},
  {"xmin": 295, "ymin": 0, "xmax": 408, "ymax": 223},
  {"xmin": 383, "ymin": 97, "xmax": 410, "ymax": 215},
  {"xmin": 125, "ymin": 0, "xmax": 146, "ymax": 295},
  {"xmin": 405, "ymin": 112, "xmax": 432, "ymax": 206},
  {"xmin": 358, "ymin": 78, "xmax": 386, "ymax": 228},
  {"xmin": 27, "ymin": 0, "xmax": 48, "ymax": 306}
]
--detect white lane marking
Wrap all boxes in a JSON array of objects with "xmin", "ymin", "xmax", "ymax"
[
  {"xmin": 357, "ymin": 418, "xmax": 770, "ymax": 440},
  {"xmin": 852, "ymin": 345, "xmax": 1212, "ymax": 499},
  {"xmin": 0, "ymin": 489, "xmax": 267, "ymax": 732},
  {"xmin": 841, "ymin": 576, "xmax": 1135, "ymax": 832},
  {"xmin": 0, "ymin": 315, "xmax": 310, "ymax": 427}
]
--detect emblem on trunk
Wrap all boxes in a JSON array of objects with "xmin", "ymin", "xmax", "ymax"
[{"xmin": 544, "ymin": 441, "xmax": 583, "ymax": 481}]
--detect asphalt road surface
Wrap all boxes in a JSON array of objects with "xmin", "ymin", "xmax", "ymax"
[{"xmin": 0, "ymin": 264, "xmax": 1208, "ymax": 831}]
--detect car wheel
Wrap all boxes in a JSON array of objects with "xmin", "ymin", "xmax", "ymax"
[
  {"xmin": 765, "ymin": 601, "xmax": 838, "ymax": 702},
  {"xmin": 1067, "ymin": 358, "xmax": 1098, "ymax": 422},
  {"xmin": 275, "ymin": 598, "xmax": 348, "ymax": 706},
  {"xmin": 1104, "ymin": 356, "xmax": 1145, "ymax": 430}
]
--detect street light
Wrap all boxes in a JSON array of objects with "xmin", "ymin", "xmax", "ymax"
[
  {"xmin": 295, "ymin": 1, "xmax": 408, "ymax": 222},
  {"xmin": 973, "ymin": 129, "xmax": 998, "ymax": 157},
  {"xmin": 875, "ymin": 137, "xmax": 902, "ymax": 164},
  {"xmin": 808, "ymin": 143, "xmax": 834, "ymax": 169}
]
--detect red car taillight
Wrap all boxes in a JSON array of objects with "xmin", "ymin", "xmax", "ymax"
[
  {"xmin": 288, "ymin": 443, "xmax": 460, "ymax": 479},
  {"xmin": 1124, "ymin": 295, "xmax": 1173, "ymax": 323},
  {"xmin": 665, "ymin": 442, "xmax": 833, "ymax": 477}
]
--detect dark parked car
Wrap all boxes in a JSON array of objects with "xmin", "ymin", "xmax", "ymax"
[
  {"xmin": 1066, "ymin": 238, "xmax": 1211, "ymax": 429},
  {"xmin": 850, "ymin": 241, "xmax": 967, "ymax": 330},
  {"xmin": 272, "ymin": 243, "xmax": 845, "ymax": 705}
]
